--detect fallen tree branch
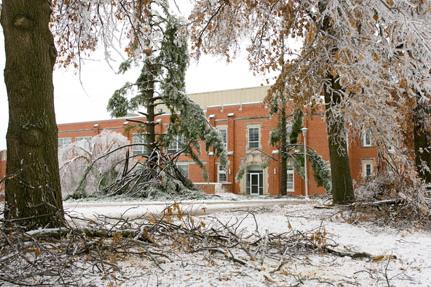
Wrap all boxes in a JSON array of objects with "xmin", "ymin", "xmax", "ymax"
[{"xmin": 0, "ymin": 204, "xmax": 386, "ymax": 286}]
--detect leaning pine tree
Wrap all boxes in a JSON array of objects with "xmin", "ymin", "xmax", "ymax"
[
  {"xmin": 105, "ymin": 7, "xmax": 226, "ymax": 198},
  {"xmin": 51, "ymin": 1, "xmax": 226, "ymax": 198}
]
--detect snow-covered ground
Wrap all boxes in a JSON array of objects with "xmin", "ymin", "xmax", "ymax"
[
  {"xmin": 63, "ymin": 196, "xmax": 312, "ymax": 218},
  {"xmin": 66, "ymin": 199, "xmax": 431, "ymax": 286}
]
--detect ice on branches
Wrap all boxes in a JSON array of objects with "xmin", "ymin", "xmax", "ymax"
[{"xmin": 59, "ymin": 130, "xmax": 130, "ymax": 199}]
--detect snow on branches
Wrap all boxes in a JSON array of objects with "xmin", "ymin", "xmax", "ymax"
[
  {"xmin": 105, "ymin": 3, "xmax": 227, "ymax": 169},
  {"xmin": 51, "ymin": 0, "xmax": 186, "ymax": 67},
  {"xmin": 59, "ymin": 130, "xmax": 130, "ymax": 199},
  {"xmin": 190, "ymin": 0, "xmax": 431, "ymax": 195}
]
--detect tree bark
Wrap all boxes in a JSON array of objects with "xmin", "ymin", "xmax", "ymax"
[
  {"xmin": 139, "ymin": 59, "xmax": 157, "ymax": 167},
  {"xmin": 319, "ymin": 1, "xmax": 354, "ymax": 204},
  {"xmin": 324, "ymin": 76, "xmax": 355, "ymax": 204},
  {"xmin": 413, "ymin": 99, "xmax": 431, "ymax": 184},
  {"xmin": 279, "ymin": 102, "xmax": 288, "ymax": 196},
  {"xmin": 1, "ymin": 0, "xmax": 64, "ymax": 229}
]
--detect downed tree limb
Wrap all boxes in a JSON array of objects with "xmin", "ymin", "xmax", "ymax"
[
  {"xmin": 323, "ymin": 246, "xmax": 373, "ymax": 260},
  {"xmin": 0, "ymin": 205, "xmax": 389, "ymax": 286},
  {"xmin": 351, "ymin": 199, "xmax": 404, "ymax": 208}
]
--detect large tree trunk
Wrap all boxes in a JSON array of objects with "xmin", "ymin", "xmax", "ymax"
[
  {"xmin": 413, "ymin": 99, "xmax": 431, "ymax": 184},
  {"xmin": 318, "ymin": 1, "xmax": 354, "ymax": 203},
  {"xmin": 1, "ymin": 0, "xmax": 64, "ymax": 229},
  {"xmin": 324, "ymin": 76, "xmax": 355, "ymax": 204}
]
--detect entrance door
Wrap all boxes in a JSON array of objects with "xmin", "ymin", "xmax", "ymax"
[{"xmin": 249, "ymin": 172, "xmax": 260, "ymax": 195}]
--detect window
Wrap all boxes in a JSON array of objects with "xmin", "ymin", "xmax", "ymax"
[
  {"xmin": 248, "ymin": 126, "xmax": 260, "ymax": 149},
  {"xmin": 362, "ymin": 129, "xmax": 372, "ymax": 147},
  {"xmin": 168, "ymin": 135, "xmax": 184, "ymax": 153},
  {"xmin": 362, "ymin": 160, "xmax": 374, "ymax": 179},
  {"xmin": 58, "ymin": 137, "xmax": 72, "ymax": 149},
  {"xmin": 176, "ymin": 163, "xmax": 189, "ymax": 178},
  {"xmin": 286, "ymin": 160, "xmax": 295, "ymax": 192},
  {"xmin": 217, "ymin": 164, "xmax": 227, "ymax": 182},
  {"xmin": 76, "ymin": 136, "xmax": 91, "ymax": 150},
  {"xmin": 217, "ymin": 127, "xmax": 228, "ymax": 149},
  {"xmin": 132, "ymin": 134, "xmax": 146, "ymax": 156},
  {"xmin": 246, "ymin": 170, "xmax": 263, "ymax": 195}
]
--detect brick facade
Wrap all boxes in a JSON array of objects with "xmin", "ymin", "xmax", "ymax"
[
  {"xmin": 0, "ymin": 87, "xmax": 379, "ymax": 196},
  {"xmin": 0, "ymin": 150, "xmax": 5, "ymax": 195}
]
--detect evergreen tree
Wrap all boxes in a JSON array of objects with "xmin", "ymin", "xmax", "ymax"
[{"xmin": 107, "ymin": 5, "xmax": 226, "ymax": 172}]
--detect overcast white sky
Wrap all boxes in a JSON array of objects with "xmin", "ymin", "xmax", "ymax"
[{"xmin": 0, "ymin": 10, "xmax": 268, "ymax": 150}]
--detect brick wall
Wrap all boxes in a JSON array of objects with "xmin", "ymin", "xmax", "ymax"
[
  {"xmin": 0, "ymin": 150, "xmax": 6, "ymax": 193},
  {"xmin": 2, "ymin": 90, "xmax": 378, "ymax": 198}
]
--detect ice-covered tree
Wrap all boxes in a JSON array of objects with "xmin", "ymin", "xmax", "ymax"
[
  {"xmin": 52, "ymin": 0, "xmax": 226, "ymax": 167},
  {"xmin": 106, "ymin": 2, "xmax": 226, "ymax": 170},
  {"xmin": 190, "ymin": 0, "xmax": 431, "ymax": 205},
  {"xmin": 59, "ymin": 131, "xmax": 130, "ymax": 198}
]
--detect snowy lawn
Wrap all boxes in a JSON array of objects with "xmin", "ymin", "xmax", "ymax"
[
  {"xmin": 62, "ymin": 200, "xmax": 431, "ymax": 286},
  {"xmin": 63, "ymin": 196, "xmax": 311, "ymax": 218}
]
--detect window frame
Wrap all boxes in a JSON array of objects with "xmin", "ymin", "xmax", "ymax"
[
  {"xmin": 167, "ymin": 135, "xmax": 184, "ymax": 154},
  {"xmin": 286, "ymin": 124, "xmax": 293, "ymax": 144},
  {"xmin": 361, "ymin": 159, "xmax": 374, "ymax": 179},
  {"xmin": 247, "ymin": 125, "xmax": 260, "ymax": 149},
  {"xmin": 217, "ymin": 163, "xmax": 228, "ymax": 183},
  {"xmin": 132, "ymin": 133, "xmax": 146, "ymax": 156},
  {"xmin": 362, "ymin": 129, "xmax": 373, "ymax": 147},
  {"xmin": 217, "ymin": 126, "xmax": 228, "ymax": 149}
]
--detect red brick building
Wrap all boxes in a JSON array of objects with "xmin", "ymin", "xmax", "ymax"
[{"xmin": 0, "ymin": 86, "xmax": 378, "ymax": 196}]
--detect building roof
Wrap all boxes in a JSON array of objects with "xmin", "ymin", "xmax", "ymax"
[
  {"xmin": 57, "ymin": 86, "xmax": 270, "ymax": 127},
  {"xmin": 188, "ymin": 86, "xmax": 269, "ymax": 110}
]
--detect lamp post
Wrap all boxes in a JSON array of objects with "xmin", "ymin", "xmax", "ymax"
[{"xmin": 301, "ymin": 127, "xmax": 309, "ymax": 199}]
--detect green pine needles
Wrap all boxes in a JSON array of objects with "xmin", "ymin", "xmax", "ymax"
[{"xmin": 107, "ymin": 10, "xmax": 226, "ymax": 172}]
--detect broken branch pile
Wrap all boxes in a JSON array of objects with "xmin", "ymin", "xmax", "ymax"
[{"xmin": 0, "ymin": 204, "xmax": 376, "ymax": 286}]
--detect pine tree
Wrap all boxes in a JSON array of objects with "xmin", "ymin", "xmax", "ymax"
[{"xmin": 107, "ymin": 5, "xmax": 226, "ymax": 173}]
